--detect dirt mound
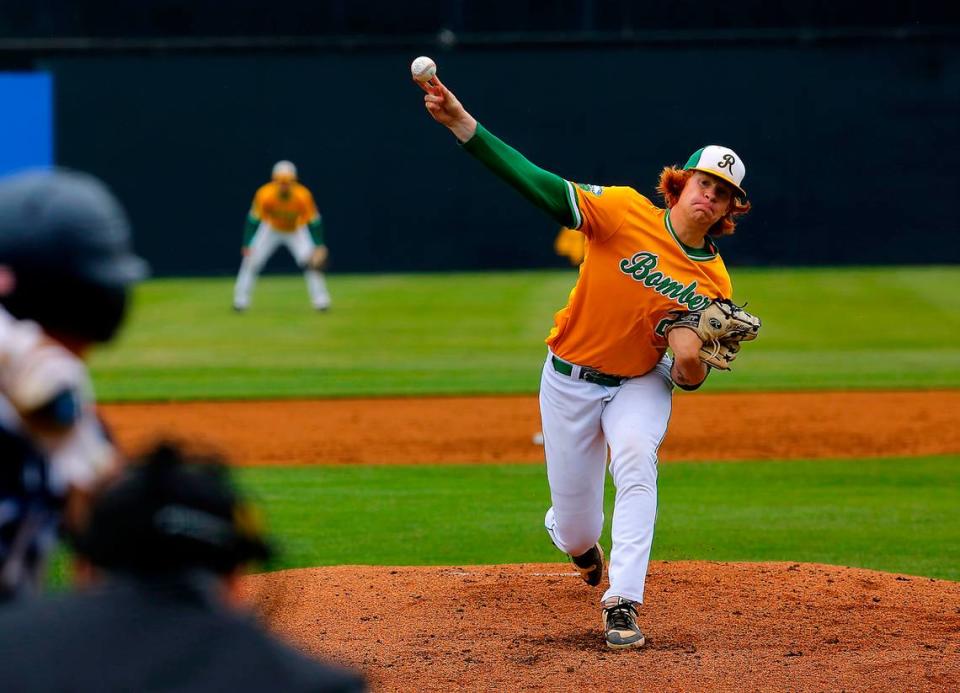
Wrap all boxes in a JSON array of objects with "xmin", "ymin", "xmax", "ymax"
[
  {"xmin": 241, "ymin": 562, "xmax": 960, "ymax": 692},
  {"xmin": 101, "ymin": 390, "xmax": 960, "ymax": 465}
]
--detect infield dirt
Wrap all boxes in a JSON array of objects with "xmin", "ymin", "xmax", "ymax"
[
  {"xmin": 242, "ymin": 562, "xmax": 960, "ymax": 692},
  {"xmin": 101, "ymin": 389, "xmax": 960, "ymax": 464}
]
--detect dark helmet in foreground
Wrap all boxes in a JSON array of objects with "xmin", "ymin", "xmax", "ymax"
[
  {"xmin": 71, "ymin": 441, "xmax": 273, "ymax": 576},
  {"xmin": 0, "ymin": 169, "xmax": 148, "ymax": 343}
]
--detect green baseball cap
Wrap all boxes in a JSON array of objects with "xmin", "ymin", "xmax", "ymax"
[{"xmin": 683, "ymin": 145, "xmax": 747, "ymax": 199}]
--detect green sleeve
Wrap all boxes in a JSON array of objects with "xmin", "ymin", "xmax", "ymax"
[
  {"xmin": 460, "ymin": 123, "xmax": 577, "ymax": 228},
  {"xmin": 308, "ymin": 216, "xmax": 325, "ymax": 245},
  {"xmin": 242, "ymin": 214, "xmax": 260, "ymax": 247}
]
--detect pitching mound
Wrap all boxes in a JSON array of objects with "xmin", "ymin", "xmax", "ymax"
[{"xmin": 241, "ymin": 561, "xmax": 960, "ymax": 692}]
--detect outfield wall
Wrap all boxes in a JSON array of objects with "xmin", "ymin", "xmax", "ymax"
[{"xmin": 36, "ymin": 38, "xmax": 960, "ymax": 274}]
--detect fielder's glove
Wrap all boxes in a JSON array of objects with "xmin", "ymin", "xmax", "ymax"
[
  {"xmin": 308, "ymin": 245, "xmax": 329, "ymax": 271},
  {"xmin": 664, "ymin": 298, "xmax": 761, "ymax": 371}
]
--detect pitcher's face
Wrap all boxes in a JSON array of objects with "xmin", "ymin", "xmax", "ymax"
[{"xmin": 679, "ymin": 172, "xmax": 733, "ymax": 225}]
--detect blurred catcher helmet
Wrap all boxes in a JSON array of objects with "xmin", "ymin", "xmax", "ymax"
[
  {"xmin": 271, "ymin": 160, "xmax": 297, "ymax": 182},
  {"xmin": 72, "ymin": 441, "xmax": 272, "ymax": 576},
  {"xmin": 0, "ymin": 169, "xmax": 148, "ymax": 343}
]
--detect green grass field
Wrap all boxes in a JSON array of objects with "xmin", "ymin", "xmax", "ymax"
[
  {"xmin": 237, "ymin": 456, "xmax": 960, "ymax": 581},
  {"xmin": 90, "ymin": 266, "xmax": 960, "ymax": 400},
  {"xmin": 76, "ymin": 267, "xmax": 960, "ymax": 583}
]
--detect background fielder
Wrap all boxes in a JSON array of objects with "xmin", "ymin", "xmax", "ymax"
[
  {"xmin": 554, "ymin": 226, "xmax": 586, "ymax": 267},
  {"xmin": 233, "ymin": 160, "xmax": 331, "ymax": 312}
]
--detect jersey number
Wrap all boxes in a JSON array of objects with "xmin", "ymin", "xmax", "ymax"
[{"xmin": 655, "ymin": 317, "xmax": 674, "ymax": 338}]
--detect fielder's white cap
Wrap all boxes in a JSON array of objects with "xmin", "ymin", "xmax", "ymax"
[
  {"xmin": 683, "ymin": 146, "xmax": 746, "ymax": 199},
  {"xmin": 272, "ymin": 160, "xmax": 297, "ymax": 181}
]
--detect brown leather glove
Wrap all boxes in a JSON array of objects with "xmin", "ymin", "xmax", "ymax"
[{"xmin": 664, "ymin": 299, "xmax": 761, "ymax": 370}]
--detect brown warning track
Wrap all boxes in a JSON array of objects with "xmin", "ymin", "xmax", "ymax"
[
  {"xmin": 100, "ymin": 390, "xmax": 960, "ymax": 465},
  {"xmin": 241, "ymin": 561, "xmax": 960, "ymax": 692}
]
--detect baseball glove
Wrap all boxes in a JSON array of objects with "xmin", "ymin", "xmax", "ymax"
[
  {"xmin": 664, "ymin": 298, "xmax": 761, "ymax": 371},
  {"xmin": 308, "ymin": 245, "xmax": 329, "ymax": 271}
]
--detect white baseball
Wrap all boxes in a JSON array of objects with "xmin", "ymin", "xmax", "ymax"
[{"xmin": 410, "ymin": 56, "xmax": 437, "ymax": 83}]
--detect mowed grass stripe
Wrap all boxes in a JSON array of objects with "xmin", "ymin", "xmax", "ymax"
[
  {"xmin": 89, "ymin": 266, "xmax": 960, "ymax": 401},
  {"xmin": 236, "ymin": 455, "xmax": 960, "ymax": 581}
]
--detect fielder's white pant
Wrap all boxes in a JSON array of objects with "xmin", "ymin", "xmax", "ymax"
[
  {"xmin": 541, "ymin": 350, "xmax": 674, "ymax": 604},
  {"xmin": 233, "ymin": 223, "xmax": 330, "ymax": 310}
]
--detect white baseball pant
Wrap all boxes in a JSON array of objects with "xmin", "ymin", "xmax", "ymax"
[
  {"xmin": 233, "ymin": 223, "xmax": 330, "ymax": 310},
  {"xmin": 541, "ymin": 350, "xmax": 674, "ymax": 604}
]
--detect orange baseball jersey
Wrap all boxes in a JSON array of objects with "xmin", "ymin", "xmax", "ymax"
[
  {"xmin": 546, "ymin": 184, "xmax": 733, "ymax": 377},
  {"xmin": 251, "ymin": 182, "xmax": 319, "ymax": 232}
]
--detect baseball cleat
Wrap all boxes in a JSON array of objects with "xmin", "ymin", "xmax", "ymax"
[
  {"xmin": 232, "ymin": 304, "xmax": 247, "ymax": 313},
  {"xmin": 602, "ymin": 598, "xmax": 645, "ymax": 649},
  {"xmin": 570, "ymin": 543, "xmax": 604, "ymax": 586}
]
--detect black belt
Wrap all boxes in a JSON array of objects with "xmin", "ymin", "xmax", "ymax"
[{"xmin": 551, "ymin": 355, "xmax": 625, "ymax": 387}]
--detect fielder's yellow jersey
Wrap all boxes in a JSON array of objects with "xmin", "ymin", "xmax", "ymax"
[
  {"xmin": 251, "ymin": 182, "xmax": 319, "ymax": 232},
  {"xmin": 547, "ymin": 184, "xmax": 733, "ymax": 377},
  {"xmin": 554, "ymin": 227, "xmax": 586, "ymax": 266}
]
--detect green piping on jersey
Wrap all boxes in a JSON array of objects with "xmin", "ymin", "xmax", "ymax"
[
  {"xmin": 664, "ymin": 210, "xmax": 718, "ymax": 262},
  {"xmin": 461, "ymin": 123, "xmax": 577, "ymax": 228},
  {"xmin": 242, "ymin": 214, "xmax": 260, "ymax": 247},
  {"xmin": 308, "ymin": 216, "xmax": 325, "ymax": 245}
]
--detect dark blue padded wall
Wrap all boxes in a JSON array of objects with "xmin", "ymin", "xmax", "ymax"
[{"xmin": 45, "ymin": 41, "xmax": 959, "ymax": 274}]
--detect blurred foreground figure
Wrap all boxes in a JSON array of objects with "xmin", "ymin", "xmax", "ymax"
[
  {"xmin": 0, "ymin": 441, "xmax": 366, "ymax": 692},
  {"xmin": 0, "ymin": 170, "xmax": 146, "ymax": 601}
]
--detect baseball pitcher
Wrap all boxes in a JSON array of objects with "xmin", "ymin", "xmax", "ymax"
[{"xmin": 415, "ymin": 71, "xmax": 760, "ymax": 649}]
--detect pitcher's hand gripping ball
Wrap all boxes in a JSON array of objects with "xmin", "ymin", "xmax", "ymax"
[
  {"xmin": 410, "ymin": 56, "xmax": 437, "ymax": 84},
  {"xmin": 665, "ymin": 299, "xmax": 761, "ymax": 370}
]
